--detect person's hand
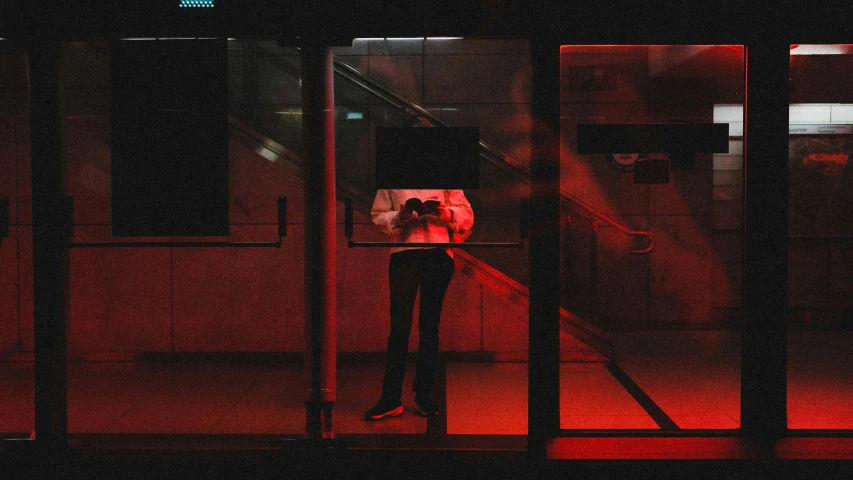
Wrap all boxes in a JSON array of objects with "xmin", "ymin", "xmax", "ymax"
[
  {"xmin": 398, "ymin": 206, "xmax": 417, "ymax": 223},
  {"xmin": 429, "ymin": 204, "xmax": 452, "ymax": 223},
  {"xmin": 421, "ymin": 204, "xmax": 452, "ymax": 226}
]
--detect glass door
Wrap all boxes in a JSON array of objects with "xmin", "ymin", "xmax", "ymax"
[
  {"xmin": 333, "ymin": 37, "xmax": 531, "ymax": 443},
  {"xmin": 0, "ymin": 41, "xmax": 33, "ymax": 440},
  {"xmin": 788, "ymin": 44, "xmax": 853, "ymax": 429},
  {"xmin": 558, "ymin": 45, "xmax": 745, "ymax": 430}
]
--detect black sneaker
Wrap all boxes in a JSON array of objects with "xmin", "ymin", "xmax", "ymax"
[
  {"xmin": 414, "ymin": 398, "xmax": 439, "ymax": 417},
  {"xmin": 364, "ymin": 398, "xmax": 403, "ymax": 421}
]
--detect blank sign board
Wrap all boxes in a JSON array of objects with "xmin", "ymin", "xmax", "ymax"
[
  {"xmin": 375, "ymin": 127, "xmax": 480, "ymax": 189},
  {"xmin": 576, "ymin": 123, "xmax": 730, "ymax": 154},
  {"xmin": 111, "ymin": 39, "xmax": 229, "ymax": 237}
]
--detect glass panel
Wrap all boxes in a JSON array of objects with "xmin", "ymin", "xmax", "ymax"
[
  {"xmin": 334, "ymin": 38, "xmax": 530, "ymax": 441},
  {"xmin": 0, "ymin": 42, "xmax": 34, "ymax": 440},
  {"xmin": 559, "ymin": 45, "xmax": 744, "ymax": 430},
  {"xmin": 63, "ymin": 39, "xmax": 304, "ymax": 438},
  {"xmin": 788, "ymin": 44, "xmax": 853, "ymax": 429}
]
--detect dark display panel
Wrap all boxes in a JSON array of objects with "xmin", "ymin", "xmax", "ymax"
[
  {"xmin": 375, "ymin": 127, "xmax": 480, "ymax": 189},
  {"xmin": 111, "ymin": 39, "xmax": 228, "ymax": 236},
  {"xmin": 576, "ymin": 123, "xmax": 730, "ymax": 154}
]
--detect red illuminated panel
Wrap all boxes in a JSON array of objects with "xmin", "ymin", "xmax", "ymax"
[
  {"xmin": 560, "ymin": 44, "xmax": 743, "ymax": 53},
  {"xmin": 804, "ymin": 153, "xmax": 849, "ymax": 166}
]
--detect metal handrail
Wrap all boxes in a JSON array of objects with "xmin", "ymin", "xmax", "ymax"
[
  {"xmin": 562, "ymin": 193, "xmax": 654, "ymax": 254},
  {"xmin": 331, "ymin": 56, "xmax": 654, "ymax": 254}
]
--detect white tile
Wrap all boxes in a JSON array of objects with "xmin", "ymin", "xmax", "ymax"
[
  {"xmin": 790, "ymin": 45, "xmax": 853, "ymax": 55},
  {"xmin": 726, "ymin": 121, "xmax": 743, "ymax": 137},
  {"xmin": 713, "ymin": 170, "xmax": 743, "ymax": 186},
  {"xmin": 367, "ymin": 38, "xmax": 424, "ymax": 56},
  {"xmin": 713, "ymin": 154, "xmax": 743, "ymax": 171},
  {"xmin": 830, "ymin": 104, "xmax": 853, "ymax": 123},
  {"xmin": 424, "ymin": 38, "xmax": 529, "ymax": 55},
  {"xmin": 728, "ymin": 140, "xmax": 743, "ymax": 155},
  {"xmin": 789, "ymin": 104, "xmax": 832, "ymax": 124},
  {"xmin": 713, "ymin": 104, "xmax": 743, "ymax": 123}
]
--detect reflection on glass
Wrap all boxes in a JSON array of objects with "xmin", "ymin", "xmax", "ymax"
[
  {"xmin": 333, "ymin": 38, "xmax": 531, "ymax": 439},
  {"xmin": 788, "ymin": 45, "xmax": 853, "ymax": 429},
  {"xmin": 0, "ymin": 45, "xmax": 34, "ymax": 440},
  {"xmin": 559, "ymin": 45, "xmax": 744, "ymax": 430},
  {"xmin": 58, "ymin": 40, "xmax": 304, "ymax": 436}
]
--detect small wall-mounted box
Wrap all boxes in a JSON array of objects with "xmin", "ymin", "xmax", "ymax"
[{"xmin": 634, "ymin": 158, "xmax": 671, "ymax": 184}]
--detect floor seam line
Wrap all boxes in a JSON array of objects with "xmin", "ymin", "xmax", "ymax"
[
  {"xmin": 604, "ymin": 361, "xmax": 680, "ymax": 430},
  {"xmin": 208, "ymin": 376, "xmax": 265, "ymax": 434}
]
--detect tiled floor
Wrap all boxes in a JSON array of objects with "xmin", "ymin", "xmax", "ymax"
[
  {"xmin": 611, "ymin": 330, "xmax": 741, "ymax": 429},
  {"xmin": 0, "ymin": 361, "xmax": 33, "ymax": 435},
  {"xmin": 789, "ymin": 331, "xmax": 853, "ymax": 429},
  {"xmin": 2, "ymin": 330, "xmax": 853, "ymax": 437},
  {"xmin": 560, "ymin": 363, "xmax": 658, "ymax": 429},
  {"xmin": 446, "ymin": 362, "xmax": 528, "ymax": 435}
]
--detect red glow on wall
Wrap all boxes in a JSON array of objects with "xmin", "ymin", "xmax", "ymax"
[
  {"xmin": 560, "ymin": 44, "xmax": 743, "ymax": 54},
  {"xmin": 804, "ymin": 153, "xmax": 848, "ymax": 166}
]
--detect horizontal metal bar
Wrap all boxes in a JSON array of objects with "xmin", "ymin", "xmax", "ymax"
[
  {"xmin": 788, "ymin": 235, "xmax": 853, "ymax": 240},
  {"xmin": 348, "ymin": 241, "xmax": 524, "ymax": 249},
  {"xmin": 69, "ymin": 241, "xmax": 282, "ymax": 248}
]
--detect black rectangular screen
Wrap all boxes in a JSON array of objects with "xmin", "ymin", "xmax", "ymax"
[
  {"xmin": 111, "ymin": 39, "xmax": 228, "ymax": 237},
  {"xmin": 577, "ymin": 123, "xmax": 729, "ymax": 154},
  {"xmin": 375, "ymin": 127, "xmax": 480, "ymax": 189}
]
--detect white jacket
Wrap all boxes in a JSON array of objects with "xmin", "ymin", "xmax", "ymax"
[{"xmin": 371, "ymin": 189, "xmax": 475, "ymax": 258}]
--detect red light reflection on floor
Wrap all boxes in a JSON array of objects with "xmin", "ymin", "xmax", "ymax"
[
  {"xmin": 777, "ymin": 438, "xmax": 853, "ymax": 460},
  {"xmin": 547, "ymin": 437, "xmax": 759, "ymax": 460}
]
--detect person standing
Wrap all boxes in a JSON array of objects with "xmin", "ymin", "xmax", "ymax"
[{"xmin": 364, "ymin": 189, "xmax": 474, "ymax": 420}]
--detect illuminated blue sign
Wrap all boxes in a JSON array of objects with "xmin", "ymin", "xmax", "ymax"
[{"xmin": 179, "ymin": 0, "xmax": 215, "ymax": 7}]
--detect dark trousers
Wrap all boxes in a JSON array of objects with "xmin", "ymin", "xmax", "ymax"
[{"xmin": 381, "ymin": 248, "xmax": 455, "ymax": 402}]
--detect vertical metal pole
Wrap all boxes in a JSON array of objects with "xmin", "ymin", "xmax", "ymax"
[
  {"xmin": 528, "ymin": 36, "xmax": 561, "ymax": 458},
  {"xmin": 741, "ymin": 43, "xmax": 788, "ymax": 447},
  {"xmin": 560, "ymin": 216, "xmax": 572, "ymax": 313},
  {"xmin": 29, "ymin": 37, "xmax": 69, "ymax": 449},
  {"xmin": 590, "ymin": 222, "xmax": 599, "ymax": 325},
  {"xmin": 301, "ymin": 42, "xmax": 337, "ymax": 440}
]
